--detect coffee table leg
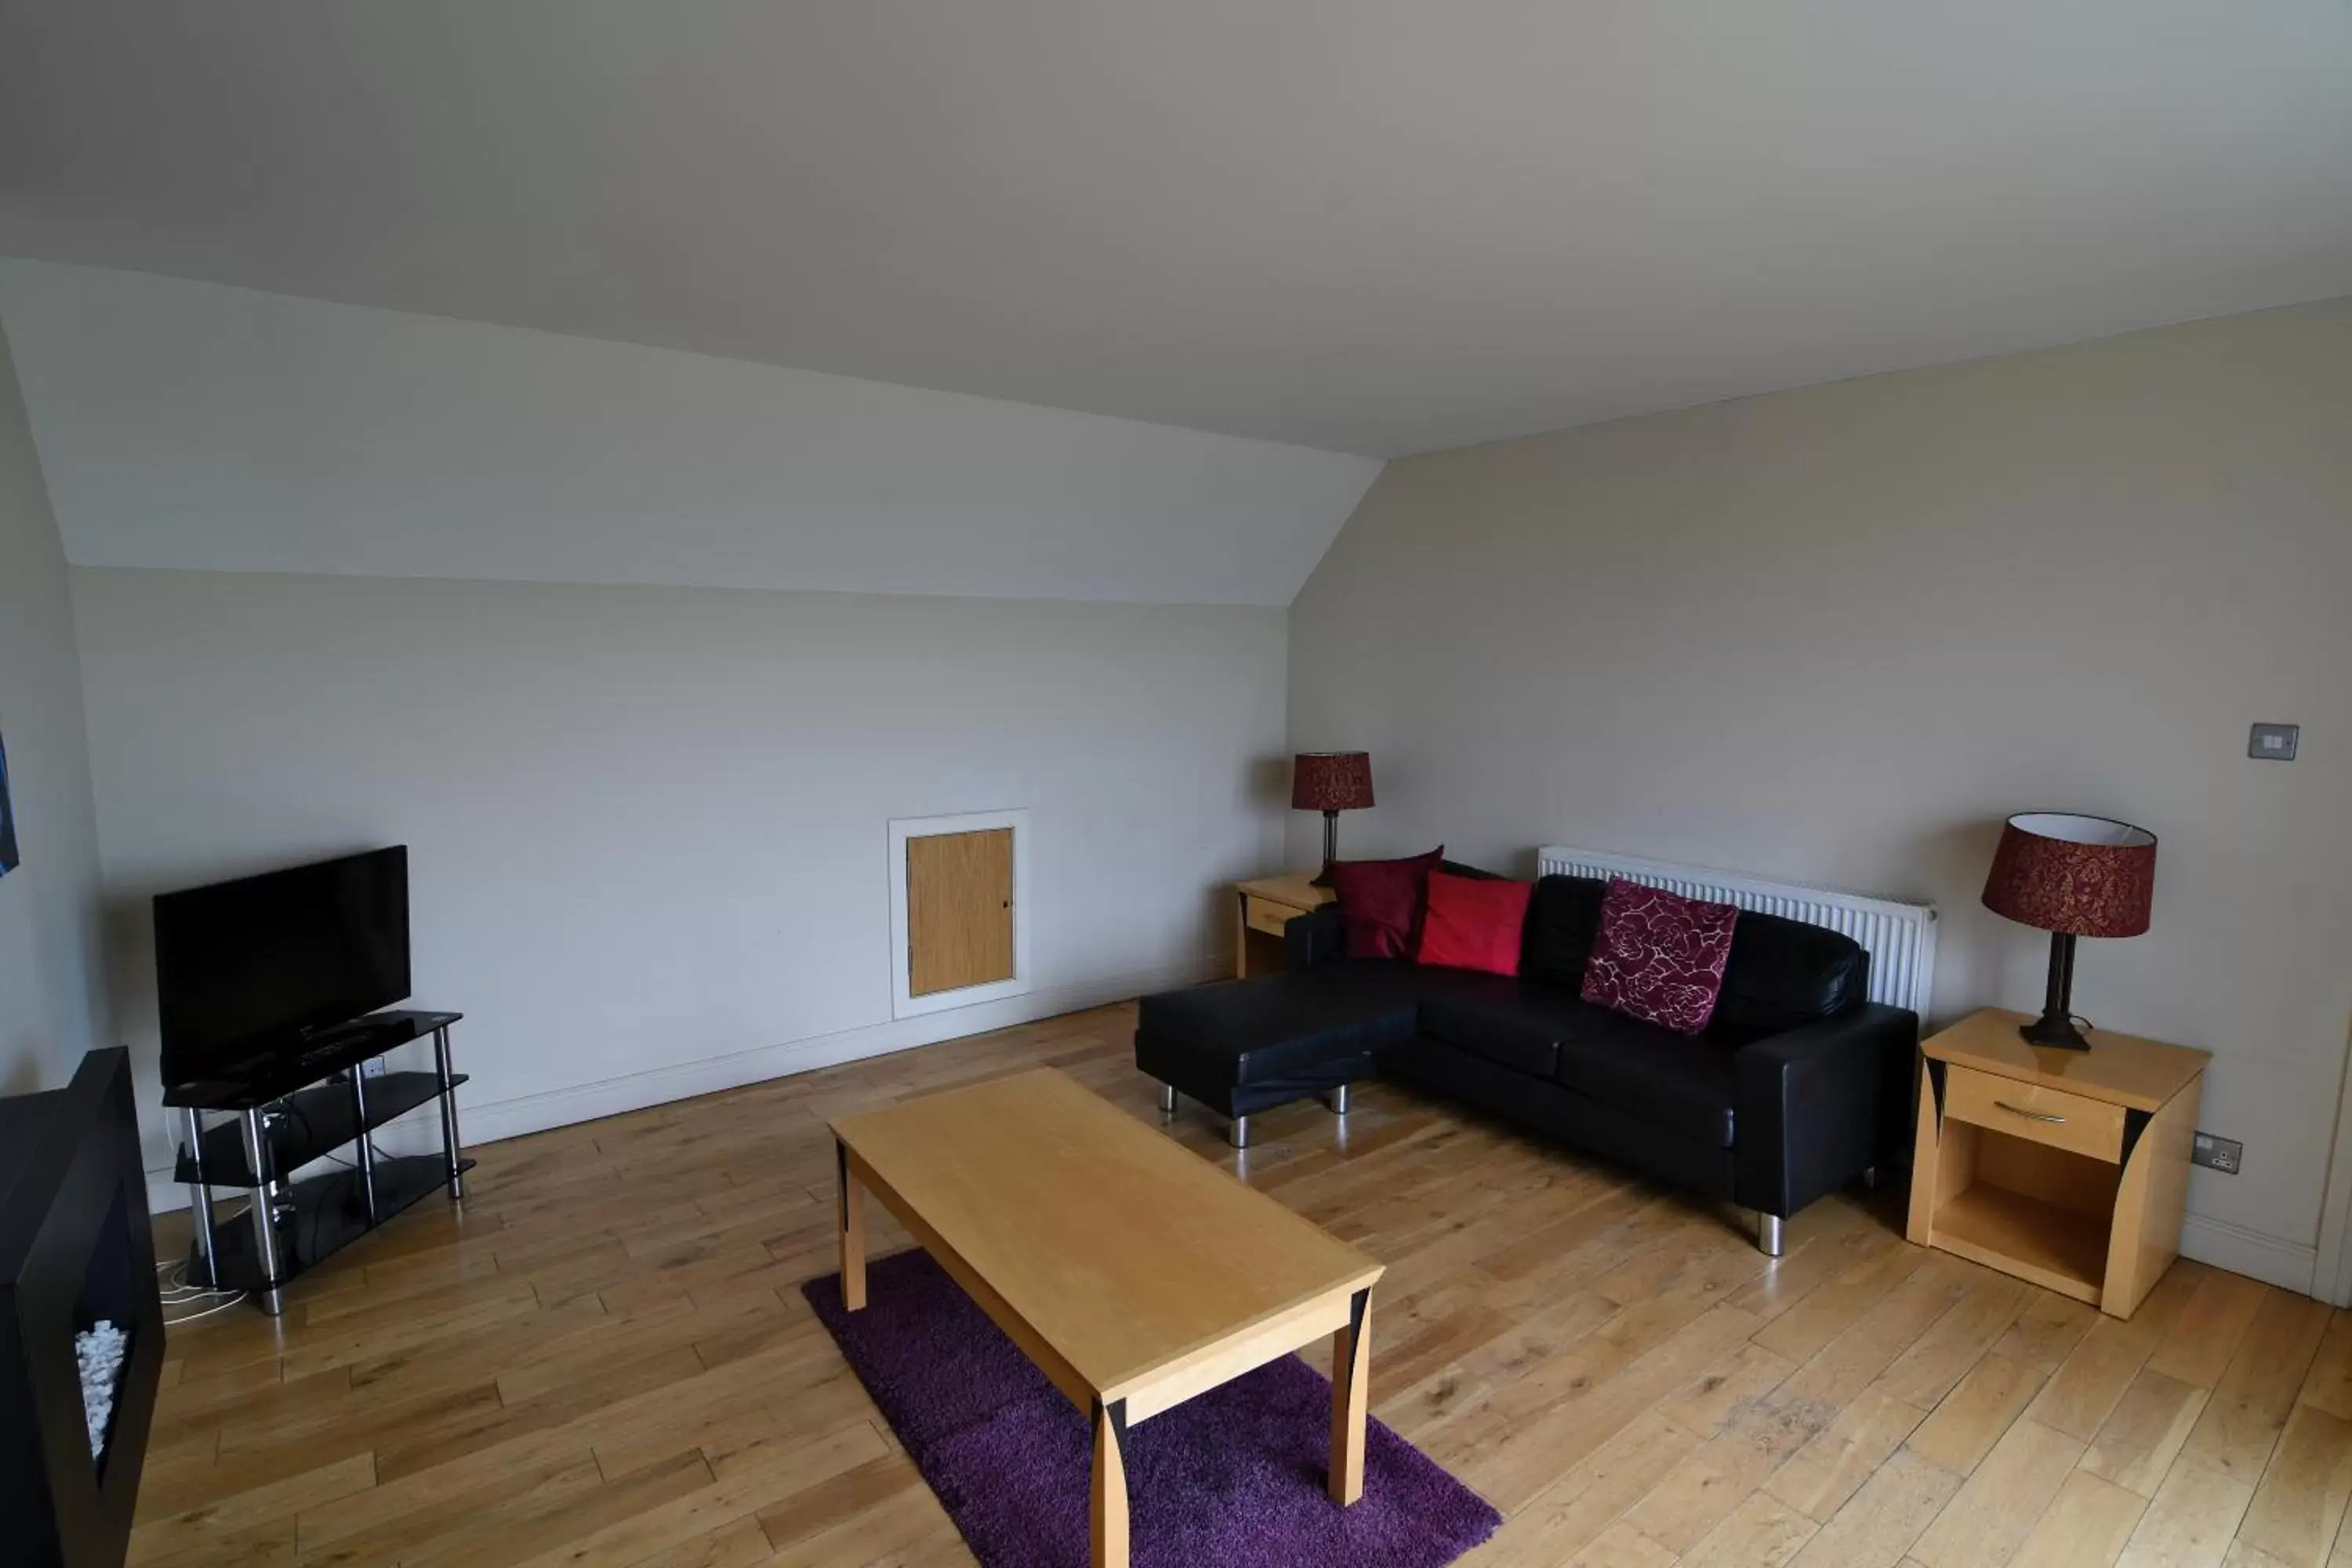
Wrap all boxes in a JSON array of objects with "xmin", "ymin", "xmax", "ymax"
[
  {"xmin": 1091, "ymin": 1398, "xmax": 1129, "ymax": 1568},
  {"xmin": 1330, "ymin": 1288, "xmax": 1371, "ymax": 1505},
  {"xmin": 837, "ymin": 1140, "xmax": 866, "ymax": 1312}
]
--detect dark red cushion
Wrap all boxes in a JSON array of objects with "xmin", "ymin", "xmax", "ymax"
[
  {"xmin": 1581, "ymin": 877, "xmax": 1739, "ymax": 1035},
  {"xmin": 1416, "ymin": 871, "xmax": 1534, "ymax": 976},
  {"xmin": 1325, "ymin": 848, "xmax": 1445, "ymax": 960}
]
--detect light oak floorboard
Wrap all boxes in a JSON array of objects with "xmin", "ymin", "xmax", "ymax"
[
  {"xmin": 1910, "ymin": 1417, "xmax": 2085, "ymax": 1568},
  {"xmin": 2237, "ymin": 1403, "xmax": 2352, "ymax": 1568},
  {"xmin": 2009, "ymin": 1468, "xmax": 2147, "ymax": 1568},
  {"xmin": 2118, "ymin": 1451, "xmax": 2258, "ymax": 1568},
  {"xmin": 2089, "ymin": 1369, "xmax": 2216, "ymax": 1497}
]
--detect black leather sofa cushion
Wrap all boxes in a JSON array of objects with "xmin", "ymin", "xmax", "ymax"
[
  {"xmin": 1136, "ymin": 961, "xmax": 1444, "ymax": 1083},
  {"xmin": 1137, "ymin": 1032, "xmax": 1378, "ymax": 1120},
  {"xmin": 1551, "ymin": 1011, "xmax": 1740, "ymax": 1149},
  {"xmin": 1520, "ymin": 874, "xmax": 1606, "ymax": 988},
  {"xmin": 1418, "ymin": 975, "xmax": 1592, "ymax": 1078},
  {"xmin": 1515, "ymin": 875, "xmax": 1868, "ymax": 1038},
  {"xmin": 1712, "ymin": 911, "xmax": 1869, "ymax": 1042},
  {"xmin": 1420, "ymin": 971, "xmax": 1740, "ymax": 1147},
  {"xmin": 1385, "ymin": 1035, "xmax": 1737, "ymax": 1201}
]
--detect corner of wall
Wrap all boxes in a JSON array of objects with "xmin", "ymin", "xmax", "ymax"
[{"xmin": 0, "ymin": 316, "xmax": 112, "ymax": 1092}]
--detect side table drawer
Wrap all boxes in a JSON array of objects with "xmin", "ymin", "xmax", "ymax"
[
  {"xmin": 1944, "ymin": 1065, "xmax": 2125, "ymax": 1163},
  {"xmin": 1243, "ymin": 898, "xmax": 1301, "ymax": 939}
]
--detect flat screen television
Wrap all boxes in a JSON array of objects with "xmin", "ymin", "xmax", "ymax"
[{"xmin": 154, "ymin": 848, "xmax": 411, "ymax": 1090}]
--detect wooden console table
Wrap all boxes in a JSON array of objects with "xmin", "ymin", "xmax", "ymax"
[
  {"xmin": 1233, "ymin": 873, "xmax": 1335, "ymax": 978},
  {"xmin": 1907, "ymin": 1007, "xmax": 2209, "ymax": 1319}
]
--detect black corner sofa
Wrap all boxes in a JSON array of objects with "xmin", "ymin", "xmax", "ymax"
[{"xmin": 1135, "ymin": 868, "xmax": 1917, "ymax": 1254}]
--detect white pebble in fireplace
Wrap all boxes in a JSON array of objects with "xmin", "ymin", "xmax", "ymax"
[{"xmin": 75, "ymin": 1320, "xmax": 129, "ymax": 1461}]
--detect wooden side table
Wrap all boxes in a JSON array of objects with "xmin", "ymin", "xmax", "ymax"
[
  {"xmin": 1233, "ymin": 873, "xmax": 1336, "ymax": 978},
  {"xmin": 1907, "ymin": 1007, "xmax": 2209, "ymax": 1319}
]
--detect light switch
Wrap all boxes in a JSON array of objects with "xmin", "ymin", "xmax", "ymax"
[{"xmin": 2249, "ymin": 723, "xmax": 2299, "ymax": 760}]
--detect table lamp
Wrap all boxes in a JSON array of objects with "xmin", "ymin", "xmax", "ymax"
[
  {"xmin": 1292, "ymin": 752, "xmax": 1374, "ymax": 877},
  {"xmin": 1980, "ymin": 812, "xmax": 2157, "ymax": 1050}
]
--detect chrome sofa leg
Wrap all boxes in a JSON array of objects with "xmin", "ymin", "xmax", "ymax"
[
  {"xmin": 1157, "ymin": 1083, "xmax": 1178, "ymax": 1116},
  {"xmin": 1860, "ymin": 1165, "xmax": 1880, "ymax": 1189},
  {"xmin": 1227, "ymin": 1115, "xmax": 1251, "ymax": 1150},
  {"xmin": 1324, "ymin": 1084, "xmax": 1351, "ymax": 1116},
  {"xmin": 1757, "ymin": 1212, "xmax": 1785, "ymax": 1257}
]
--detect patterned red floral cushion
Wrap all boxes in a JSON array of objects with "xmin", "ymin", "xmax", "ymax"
[{"xmin": 1580, "ymin": 877, "xmax": 1740, "ymax": 1035}]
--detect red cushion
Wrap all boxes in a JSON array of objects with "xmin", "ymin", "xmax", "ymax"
[
  {"xmin": 1580, "ymin": 877, "xmax": 1739, "ymax": 1035},
  {"xmin": 1325, "ymin": 848, "xmax": 1445, "ymax": 960},
  {"xmin": 1416, "ymin": 871, "xmax": 1534, "ymax": 976}
]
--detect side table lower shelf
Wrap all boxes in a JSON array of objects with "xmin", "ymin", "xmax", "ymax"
[
  {"xmin": 1926, "ymin": 1181, "xmax": 2113, "ymax": 1301},
  {"xmin": 196, "ymin": 1154, "xmax": 477, "ymax": 1294}
]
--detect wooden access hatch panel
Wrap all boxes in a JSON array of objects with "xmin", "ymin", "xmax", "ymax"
[{"xmin": 906, "ymin": 828, "xmax": 1015, "ymax": 997}]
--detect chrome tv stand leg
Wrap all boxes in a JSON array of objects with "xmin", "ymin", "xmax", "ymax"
[
  {"xmin": 434, "ymin": 1025, "xmax": 467, "ymax": 1200},
  {"xmin": 238, "ymin": 1109, "xmax": 289, "ymax": 1316},
  {"xmin": 348, "ymin": 1069, "xmax": 379, "ymax": 1225},
  {"xmin": 182, "ymin": 1105, "xmax": 220, "ymax": 1289}
]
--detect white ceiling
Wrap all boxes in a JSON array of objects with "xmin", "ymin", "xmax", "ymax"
[{"xmin": 3, "ymin": 2, "xmax": 2349, "ymax": 458}]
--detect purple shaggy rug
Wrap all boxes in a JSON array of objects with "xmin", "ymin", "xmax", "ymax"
[{"xmin": 804, "ymin": 1250, "xmax": 1501, "ymax": 1568}]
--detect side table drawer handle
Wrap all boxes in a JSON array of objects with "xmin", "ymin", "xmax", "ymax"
[{"xmin": 1996, "ymin": 1101, "xmax": 2066, "ymax": 1124}]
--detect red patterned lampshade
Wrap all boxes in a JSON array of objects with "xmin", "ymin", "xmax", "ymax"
[
  {"xmin": 1981, "ymin": 813, "xmax": 2157, "ymax": 937},
  {"xmin": 1291, "ymin": 753, "xmax": 1374, "ymax": 814},
  {"xmin": 1294, "ymin": 753, "xmax": 1374, "ymax": 876}
]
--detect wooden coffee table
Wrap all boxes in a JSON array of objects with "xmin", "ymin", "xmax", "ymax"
[{"xmin": 830, "ymin": 1068, "xmax": 1384, "ymax": 1568}]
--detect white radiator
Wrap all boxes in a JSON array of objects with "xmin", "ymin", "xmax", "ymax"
[{"xmin": 1536, "ymin": 844, "xmax": 1938, "ymax": 1021}]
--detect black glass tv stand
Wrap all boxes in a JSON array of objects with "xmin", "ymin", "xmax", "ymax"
[{"xmin": 161, "ymin": 1011, "xmax": 471, "ymax": 1315}]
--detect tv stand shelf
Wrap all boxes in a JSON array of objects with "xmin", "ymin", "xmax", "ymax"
[
  {"xmin": 199, "ymin": 1155, "xmax": 475, "ymax": 1295},
  {"xmin": 165, "ymin": 1011, "xmax": 468, "ymax": 1316},
  {"xmin": 162, "ymin": 1011, "xmax": 462, "ymax": 1112},
  {"xmin": 171, "ymin": 1071, "xmax": 465, "ymax": 1188}
]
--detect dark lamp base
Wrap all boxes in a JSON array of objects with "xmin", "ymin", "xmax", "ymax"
[
  {"xmin": 2020, "ymin": 930, "xmax": 2092, "ymax": 1051},
  {"xmin": 2020, "ymin": 1011, "xmax": 2092, "ymax": 1051}
]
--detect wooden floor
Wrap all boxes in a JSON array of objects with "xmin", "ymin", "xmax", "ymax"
[{"xmin": 136, "ymin": 1003, "xmax": 2352, "ymax": 1568}]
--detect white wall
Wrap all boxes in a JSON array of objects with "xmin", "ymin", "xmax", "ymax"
[
  {"xmin": 0, "ymin": 261, "xmax": 1381, "ymax": 607},
  {"xmin": 1289, "ymin": 299, "xmax": 2352, "ymax": 1294},
  {"xmin": 0, "ymin": 260, "xmax": 1352, "ymax": 1200},
  {"xmin": 74, "ymin": 568, "xmax": 1288, "ymax": 1189},
  {"xmin": 0, "ymin": 319, "xmax": 109, "ymax": 1094}
]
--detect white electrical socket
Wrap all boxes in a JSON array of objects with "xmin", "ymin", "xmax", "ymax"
[{"xmin": 361, "ymin": 1057, "xmax": 389, "ymax": 1078}]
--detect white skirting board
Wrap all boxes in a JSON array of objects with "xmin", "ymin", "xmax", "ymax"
[
  {"xmin": 2178, "ymin": 1211, "xmax": 2323, "ymax": 1300},
  {"xmin": 146, "ymin": 954, "xmax": 1218, "ymax": 1216}
]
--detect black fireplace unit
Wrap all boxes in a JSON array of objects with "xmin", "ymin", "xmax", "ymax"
[{"xmin": 0, "ymin": 1048, "xmax": 164, "ymax": 1568}]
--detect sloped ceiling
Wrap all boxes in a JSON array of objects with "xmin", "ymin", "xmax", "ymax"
[
  {"xmin": 2, "ymin": 2, "xmax": 2346, "ymax": 459},
  {"xmin": 0, "ymin": 262, "xmax": 1381, "ymax": 606}
]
